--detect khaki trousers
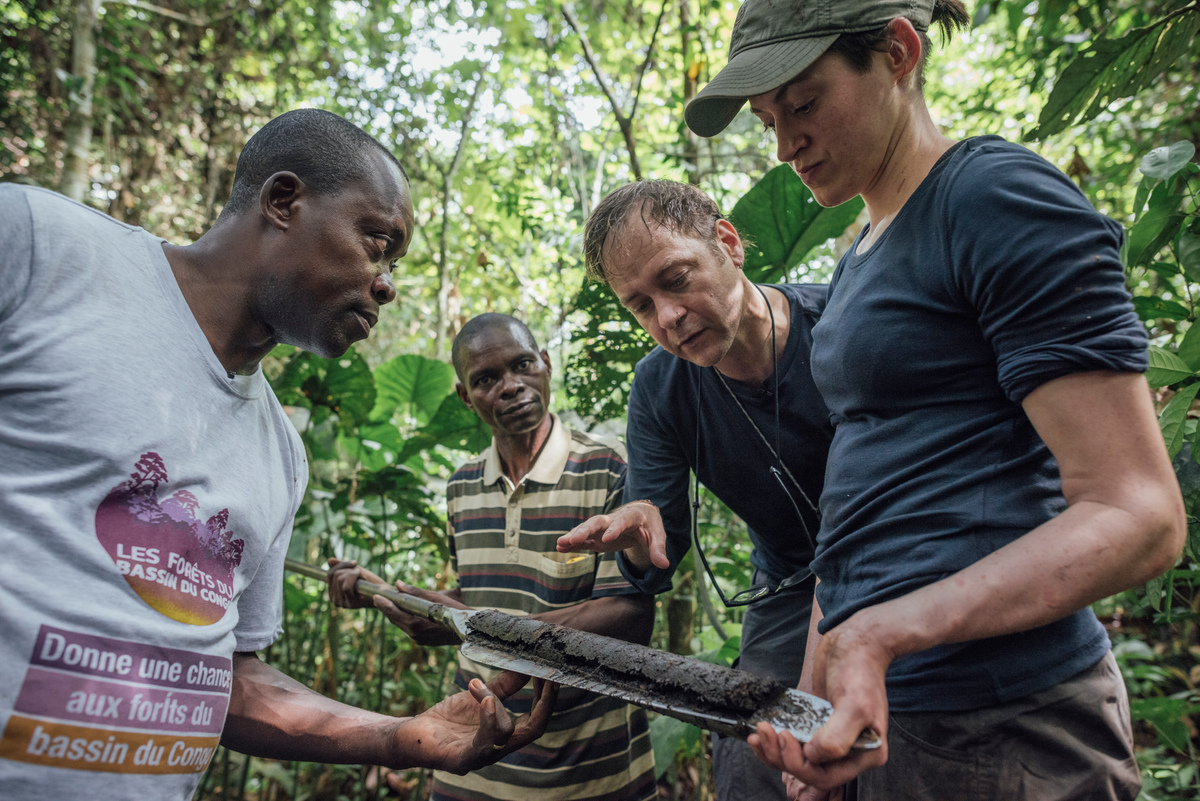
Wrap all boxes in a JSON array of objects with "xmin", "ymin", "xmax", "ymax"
[{"xmin": 855, "ymin": 652, "xmax": 1140, "ymax": 801}]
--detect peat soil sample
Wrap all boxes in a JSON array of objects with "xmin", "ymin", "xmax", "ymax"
[{"xmin": 467, "ymin": 609, "xmax": 797, "ymax": 727}]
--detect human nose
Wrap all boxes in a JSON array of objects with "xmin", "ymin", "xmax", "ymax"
[
  {"xmin": 372, "ymin": 272, "xmax": 396, "ymax": 305},
  {"xmin": 657, "ymin": 299, "xmax": 685, "ymax": 330},
  {"xmin": 498, "ymin": 372, "xmax": 522, "ymax": 397},
  {"xmin": 774, "ymin": 119, "xmax": 805, "ymax": 164}
]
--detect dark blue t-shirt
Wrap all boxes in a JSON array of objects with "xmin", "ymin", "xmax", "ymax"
[
  {"xmin": 810, "ymin": 136, "xmax": 1148, "ymax": 712},
  {"xmin": 620, "ymin": 283, "xmax": 833, "ymax": 593}
]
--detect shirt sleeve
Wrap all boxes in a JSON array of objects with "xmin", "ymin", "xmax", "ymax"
[
  {"xmin": 232, "ymin": 515, "xmax": 290, "ymax": 652},
  {"xmin": 233, "ymin": 428, "xmax": 306, "ymax": 652},
  {"xmin": 616, "ymin": 361, "xmax": 693, "ymax": 595},
  {"xmin": 945, "ymin": 143, "xmax": 1147, "ymax": 402},
  {"xmin": 0, "ymin": 185, "xmax": 34, "ymax": 324}
]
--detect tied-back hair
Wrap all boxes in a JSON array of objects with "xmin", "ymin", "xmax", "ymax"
[
  {"xmin": 584, "ymin": 180, "xmax": 727, "ymax": 284},
  {"xmin": 828, "ymin": 0, "xmax": 971, "ymax": 89},
  {"xmin": 220, "ymin": 108, "xmax": 407, "ymax": 219}
]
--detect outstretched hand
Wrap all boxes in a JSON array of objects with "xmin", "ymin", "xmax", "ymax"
[
  {"xmin": 747, "ymin": 616, "xmax": 891, "ymax": 791},
  {"xmin": 393, "ymin": 672, "xmax": 557, "ymax": 774},
  {"xmin": 555, "ymin": 501, "xmax": 670, "ymax": 571}
]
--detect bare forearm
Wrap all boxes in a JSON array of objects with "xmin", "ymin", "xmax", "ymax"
[
  {"xmin": 222, "ymin": 653, "xmax": 409, "ymax": 767},
  {"xmin": 531, "ymin": 594, "xmax": 655, "ymax": 645},
  {"xmin": 798, "ymin": 587, "xmax": 824, "ymax": 693},
  {"xmin": 847, "ymin": 493, "xmax": 1183, "ymax": 662}
]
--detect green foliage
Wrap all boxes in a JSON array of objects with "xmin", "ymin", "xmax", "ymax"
[
  {"xmin": 728, "ymin": 165, "xmax": 864, "ymax": 283},
  {"xmin": 565, "ymin": 281, "xmax": 656, "ymax": 421},
  {"xmin": 1028, "ymin": 7, "xmax": 1200, "ymax": 140}
]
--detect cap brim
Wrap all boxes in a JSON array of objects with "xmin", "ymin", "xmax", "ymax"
[{"xmin": 684, "ymin": 33, "xmax": 839, "ymax": 138}]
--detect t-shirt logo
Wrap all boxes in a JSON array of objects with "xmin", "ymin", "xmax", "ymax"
[{"xmin": 94, "ymin": 452, "xmax": 242, "ymax": 625}]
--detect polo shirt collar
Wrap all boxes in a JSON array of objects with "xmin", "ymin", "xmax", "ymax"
[{"xmin": 481, "ymin": 413, "xmax": 570, "ymax": 488}]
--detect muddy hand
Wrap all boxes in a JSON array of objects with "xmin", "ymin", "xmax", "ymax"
[
  {"xmin": 394, "ymin": 672, "xmax": 556, "ymax": 774},
  {"xmin": 750, "ymin": 623, "xmax": 890, "ymax": 790},
  {"xmin": 325, "ymin": 558, "xmax": 385, "ymax": 609},
  {"xmin": 556, "ymin": 501, "xmax": 669, "ymax": 570},
  {"xmin": 372, "ymin": 581, "xmax": 465, "ymax": 646}
]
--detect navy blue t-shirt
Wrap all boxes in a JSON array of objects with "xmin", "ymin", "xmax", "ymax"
[
  {"xmin": 620, "ymin": 283, "xmax": 833, "ymax": 593},
  {"xmin": 810, "ymin": 136, "xmax": 1148, "ymax": 712}
]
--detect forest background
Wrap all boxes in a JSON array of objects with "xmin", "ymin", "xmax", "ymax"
[{"xmin": 3, "ymin": 0, "xmax": 1200, "ymax": 798}]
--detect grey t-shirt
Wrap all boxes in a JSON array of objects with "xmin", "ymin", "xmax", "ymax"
[{"xmin": 0, "ymin": 185, "xmax": 306, "ymax": 798}]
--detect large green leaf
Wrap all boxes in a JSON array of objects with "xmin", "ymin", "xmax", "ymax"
[
  {"xmin": 370, "ymin": 353, "xmax": 456, "ymax": 425},
  {"xmin": 343, "ymin": 422, "xmax": 408, "ymax": 473},
  {"xmin": 1146, "ymin": 346, "xmax": 1196, "ymax": 388},
  {"xmin": 1175, "ymin": 324, "xmax": 1200, "ymax": 371},
  {"xmin": 1028, "ymin": 11, "xmax": 1200, "ymax": 140},
  {"xmin": 396, "ymin": 392, "xmax": 492, "ymax": 463},
  {"xmin": 1140, "ymin": 141, "xmax": 1197, "ymax": 181},
  {"xmin": 728, "ymin": 164, "xmax": 864, "ymax": 282},
  {"xmin": 1126, "ymin": 182, "xmax": 1187, "ymax": 270},
  {"xmin": 1158, "ymin": 383, "xmax": 1200, "ymax": 459},
  {"xmin": 649, "ymin": 715, "xmax": 696, "ymax": 780},
  {"xmin": 1179, "ymin": 233, "xmax": 1200, "ymax": 283}
]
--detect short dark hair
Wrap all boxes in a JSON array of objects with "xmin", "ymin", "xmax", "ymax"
[
  {"xmin": 220, "ymin": 109, "xmax": 408, "ymax": 217},
  {"xmin": 451, "ymin": 313, "xmax": 540, "ymax": 383},
  {"xmin": 827, "ymin": 0, "xmax": 970, "ymax": 89},
  {"xmin": 583, "ymin": 180, "xmax": 725, "ymax": 284}
]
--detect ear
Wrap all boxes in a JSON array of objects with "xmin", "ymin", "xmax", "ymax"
[
  {"xmin": 713, "ymin": 218, "xmax": 746, "ymax": 270},
  {"xmin": 540, "ymin": 349, "xmax": 552, "ymax": 379},
  {"xmin": 455, "ymin": 382, "xmax": 473, "ymax": 410},
  {"xmin": 259, "ymin": 171, "xmax": 306, "ymax": 231},
  {"xmin": 885, "ymin": 17, "xmax": 923, "ymax": 87}
]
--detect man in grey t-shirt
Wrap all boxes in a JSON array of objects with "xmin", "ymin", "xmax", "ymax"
[{"xmin": 0, "ymin": 109, "xmax": 552, "ymax": 800}]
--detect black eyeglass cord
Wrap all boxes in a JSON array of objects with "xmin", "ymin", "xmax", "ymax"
[{"xmin": 692, "ymin": 284, "xmax": 819, "ymax": 607}]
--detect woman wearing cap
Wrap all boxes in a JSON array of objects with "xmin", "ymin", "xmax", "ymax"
[{"xmin": 684, "ymin": 1, "xmax": 1185, "ymax": 799}]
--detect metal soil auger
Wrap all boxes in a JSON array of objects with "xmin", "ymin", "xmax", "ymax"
[{"xmin": 285, "ymin": 559, "xmax": 880, "ymax": 748}]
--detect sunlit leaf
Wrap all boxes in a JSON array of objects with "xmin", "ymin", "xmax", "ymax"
[
  {"xmin": 1140, "ymin": 141, "xmax": 1197, "ymax": 180},
  {"xmin": 1132, "ymin": 296, "xmax": 1189, "ymax": 322},
  {"xmin": 1146, "ymin": 346, "xmax": 1195, "ymax": 388},
  {"xmin": 1028, "ymin": 13, "xmax": 1200, "ymax": 139}
]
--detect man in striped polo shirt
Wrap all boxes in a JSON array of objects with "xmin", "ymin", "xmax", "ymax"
[{"xmin": 329, "ymin": 313, "xmax": 656, "ymax": 801}]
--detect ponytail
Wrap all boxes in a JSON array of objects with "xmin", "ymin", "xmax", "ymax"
[{"xmin": 931, "ymin": 0, "xmax": 971, "ymax": 43}]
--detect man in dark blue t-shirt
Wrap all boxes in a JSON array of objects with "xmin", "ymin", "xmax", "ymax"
[{"xmin": 557, "ymin": 180, "xmax": 833, "ymax": 801}]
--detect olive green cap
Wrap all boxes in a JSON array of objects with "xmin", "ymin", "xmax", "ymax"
[{"xmin": 684, "ymin": 0, "xmax": 934, "ymax": 137}]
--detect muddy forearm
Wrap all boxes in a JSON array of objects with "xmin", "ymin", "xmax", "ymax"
[
  {"xmin": 531, "ymin": 594, "xmax": 655, "ymax": 645},
  {"xmin": 222, "ymin": 653, "xmax": 406, "ymax": 765}
]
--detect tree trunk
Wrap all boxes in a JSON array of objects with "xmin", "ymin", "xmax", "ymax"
[
  {"xmin": 60, "ymin": 0, "xmax": 100, "ymax": 202},
  {"xmin": 681, "ymin": 0, "xmax": 701, "ymax": 186},
  {"xmin": 433, "ymin": 77, "xmax": 486, "ymax": 359}
]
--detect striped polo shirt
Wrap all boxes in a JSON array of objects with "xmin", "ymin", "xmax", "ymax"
[{"xmin": 431, "ymin": 414, "xmax": 656, "ymax": 801}]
